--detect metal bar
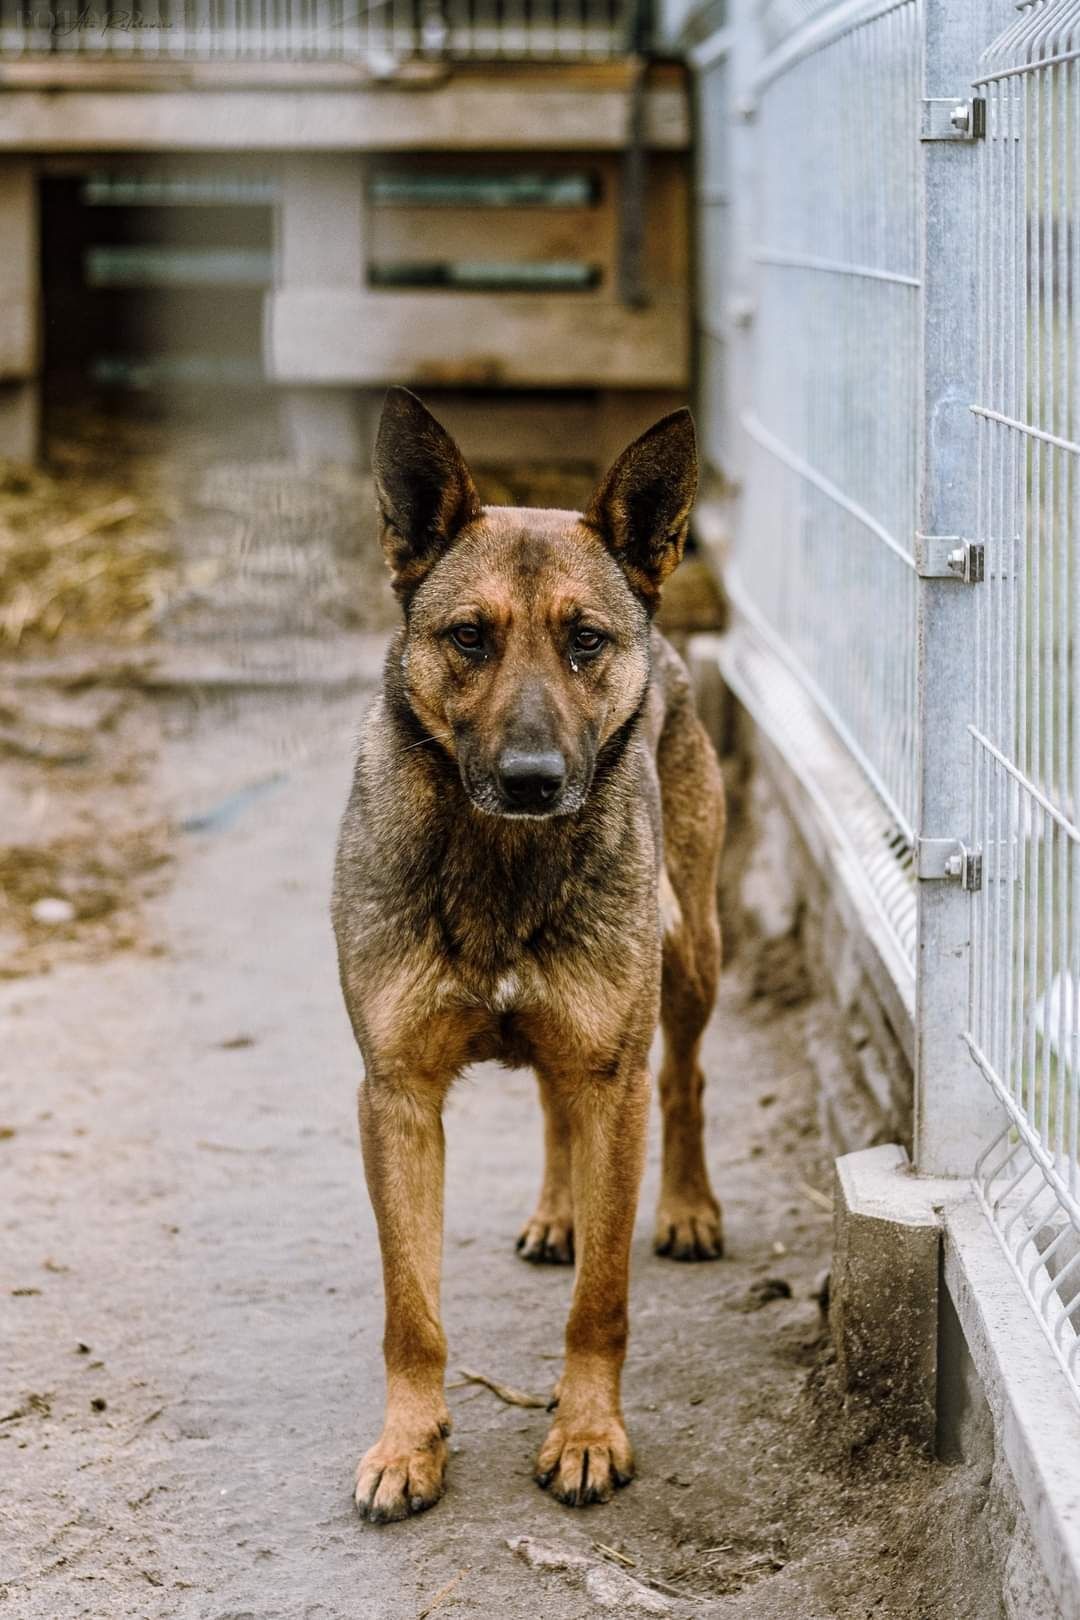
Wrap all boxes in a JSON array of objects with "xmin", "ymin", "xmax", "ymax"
[
  {"xmin": 968, "ymin": 1041, "xmax": 1080, "ymax": 1248},
  {"xmin": 914, "ymin": 0, "xmax": 1014, "ymax": 1174},
  {"xmin": 975, "ymin": 1138, "xmax": 1080, "ymax": 1408},
  {"xmin": 742, "ymin": 410, "xmax": 916, "ymax": 567},
  {"xmin": 687, "ymin": 24, "xmax": 732, "ymax": 68},
  {"xmin": 971, "ymin": 405, "xmax": 1080, "ymax": 458},
  {"xmin": 753, "ymin": 0, "xmax": 911, "ymax": 94},
  {"xmin": 969, "ymin": 727, "xmax": 1080, "ymax": 846},
  {"xmin": 751, "ymin": 247, "xmax": 921, "ymax": 287},
  {"xmin": 723, "ymin": 0, "xmax": 762, "ymax": 489},
  {"xmin": 976, "ymin": 46, "xmax": 1080, "ymax": 84},
  {"xmin": 727, "ymin": 559, "xmax": 917, "ymax": 842}
]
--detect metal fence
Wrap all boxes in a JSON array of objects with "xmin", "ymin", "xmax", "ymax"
[
  {"xmin": 969, "ymin": 0, "xmax": 1080, "ymax": 1405},
  {"xmin": 702, "ymin": 0, "xmax": 1080, "ymax": 1401},
  {"xmin": 0, "ymin": 0, "xmax": 637, "ymax": 62},
  {"xmin": 732, "ymin": 0, "xmax": 921, "ymax": 847}
]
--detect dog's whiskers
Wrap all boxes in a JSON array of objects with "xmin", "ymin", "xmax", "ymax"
[{"xmin": 399, "ymin": 731, "xmax": 452, "ymax": 755}]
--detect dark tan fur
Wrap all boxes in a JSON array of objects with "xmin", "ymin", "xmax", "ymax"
[{"xmin": 332, "ymin": 389, "xmax": 725, "ymax": 1522}]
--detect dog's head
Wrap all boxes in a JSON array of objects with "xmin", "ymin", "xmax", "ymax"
[{"xmin": 374, "ymin": 387, "xmax": 697, "ymax": 820}]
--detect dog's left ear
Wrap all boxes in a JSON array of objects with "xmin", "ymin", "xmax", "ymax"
[
  {"xmin": 585, "ymin": 408, "xmax": 698, "ymax": 608},
  {"xmin": 373, "ymin": 387, "xmax": 482, "ymax": 599}
]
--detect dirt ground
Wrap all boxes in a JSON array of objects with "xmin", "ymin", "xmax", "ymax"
[{"xmin": 1, "ymin": 404, "xmax": 1004, "ymax": 1620}]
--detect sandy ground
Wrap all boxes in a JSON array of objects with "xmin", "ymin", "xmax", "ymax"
[
  {"xmin": 1, "ymin": 660, "xmax": 1007, "ymax": 1620},
  {"xmin": 1, "ymin": 411, "xmax": 1003, "ymax": 1618}
]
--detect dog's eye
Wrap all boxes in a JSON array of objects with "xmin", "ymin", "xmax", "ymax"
[
  {"xmin": 450, "ymin": 624, "xmax": 483, "ymax": 652},
  {"xmin": 571, "ymin": 627, "xmax": 607, "ymax": 657}
]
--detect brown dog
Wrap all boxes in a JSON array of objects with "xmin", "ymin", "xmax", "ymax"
[{"xmin": 332, "ymin": 388, "xmax": 725, "ymax": 1522}]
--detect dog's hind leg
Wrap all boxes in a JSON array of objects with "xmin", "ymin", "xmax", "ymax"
[
  {"xmin": 517, "ymin": 1077, "xmax": 574, "ymax": 1264},
  {"xmin": 653, "ymin": 696, "xmax": 725, "ymax": 1261},
  {"xmin": 654, "ymin": 914, "xmax": 723, "ymax": 1258}
]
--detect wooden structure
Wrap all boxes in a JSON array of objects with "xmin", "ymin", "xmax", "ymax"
[{"xmin": 0, "ymin": 56, "xmax": 690, "ymax": 466}]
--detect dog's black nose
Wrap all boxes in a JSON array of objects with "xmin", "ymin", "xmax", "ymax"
[{"xmin": 497, "ymin": 749, "xmax": 567, "ymax": 811}]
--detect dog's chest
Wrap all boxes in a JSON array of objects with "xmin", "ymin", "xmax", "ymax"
[
  {"xmin": 431, "ymin": 836, "xmax": 585, "ymax": 967},
  {"xmin": 487, "ymin": 969, "xmax": 524, "ymax": 1013},
  {"xmin": 436, "ymin": 958, "xmax": 536, "ymax": 1019},
  {"xmin": 423, "ymin": 956, "xmax": 541, "ymax": 1068}
]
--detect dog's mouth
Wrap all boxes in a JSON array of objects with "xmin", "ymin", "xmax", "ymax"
[
  {"xmin": 454, "ymin": 732, "xmax": 598, "ymax": 821},
  {"xmin": 461, "ymin": 766, "xmax": 589, "ymax": 821}
]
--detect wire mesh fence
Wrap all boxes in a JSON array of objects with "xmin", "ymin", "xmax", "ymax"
[
  {"xmin": 724, "ymin": 0, "xmax": 921, "ymax": 961},
  {"xmin": 691, "ymin": 41, "xmax": 732, "ymax": 486},
  {"xmin": 968, "ymin": 0, "xmax": 1080, "ymax": 1404},
  {"xmin": 710, "ymin": 0, "xmax": 1080, "ymax": 1397}
]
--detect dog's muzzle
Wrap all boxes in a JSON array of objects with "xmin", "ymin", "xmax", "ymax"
[{"xmin": 495, "ymin": 748, "xmax": 567, "ymax": 815}]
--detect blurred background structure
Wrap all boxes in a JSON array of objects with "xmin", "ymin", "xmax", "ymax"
[{"xmin": 0, "ymin": 0, "xmax": 690, "ymax": 473}]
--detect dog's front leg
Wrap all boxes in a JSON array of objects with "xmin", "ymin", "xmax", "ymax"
[
  {"xmin": 355, "ymin": 1068, "xmax": 451, "ymax": 1522},
  {"xmin": 536, "ymin": 1063, "xmax": 649, "ymax": 1506}
]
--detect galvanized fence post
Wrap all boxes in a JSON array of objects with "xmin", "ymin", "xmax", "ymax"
[
  {"xmin": 914, "ymin": 0, "xmax": 1010, "ymax": 1175},
  {"xmin": 723, "ymin": 0, "xmax": 761, "ymax": 495}
]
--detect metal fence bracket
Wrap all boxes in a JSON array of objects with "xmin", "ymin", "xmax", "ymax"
[
  {"xmin": 915, "ymin": 535, "xmax": 985, "ymax": 582},
  {"xmin": 917, "ymin": 838, "xmax": 983, "ymax": 892},
  {"xmin": 921, "ymin": 96, "xmax": 987, "ymax": 141}
]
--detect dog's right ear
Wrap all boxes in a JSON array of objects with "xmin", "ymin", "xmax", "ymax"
[{"xmin": 373, "ymin": 388, "xmax": 481, "ymax": 599}]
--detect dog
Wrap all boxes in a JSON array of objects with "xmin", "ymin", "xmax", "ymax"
[{"xmin": 332, "ymin": 388, "xmax": 725, "ymax": 1522}]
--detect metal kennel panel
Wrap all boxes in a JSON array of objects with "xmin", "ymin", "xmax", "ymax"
[
  {"xmin": 967, "ymin": 0, "xmax": 1080, "ymax": 1404},
  {"xmin": 727, "ymin": 0, "xmax": 922, "ymax": 850},
  {"xmin": 697, "ymin": 0, "xmax": 1079, "ymax": 1409}
]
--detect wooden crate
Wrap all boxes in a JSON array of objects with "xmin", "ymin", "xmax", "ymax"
[
  {"xmin": 267, "ymin": 145, "xmax": 689, "ymax": 395},
  {"xmin": 266, "ymin": 80, "xmax": 691, "ymax": 466}
]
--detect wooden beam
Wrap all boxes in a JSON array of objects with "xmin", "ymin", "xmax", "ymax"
[
  {"xmin": 0, "ymin": 161, "xmax": 38, "ymax": 380},
  {"xmin": 264, "ymin": 289, "xmax": 689, "ymax": 388},
  {"xmin": 369, "ymin": 204, "xmax": 616, "ymax": 277},
  {"xmin": 0, "ymin": 58, "xmax": 686, "ymax": 94},
  {"xmin": 0, "ymin": 74, "xmax": 689, "ymax": 153}
]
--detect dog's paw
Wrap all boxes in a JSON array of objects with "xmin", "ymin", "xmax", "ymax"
[
  {"xmin": 654, "ymin": 1197, "xmax": 724, "ymax": 1261},
  {"xmin": 516, "ymin": 1214, "xmax": 574, "ymax": 1265},
  {"xmin": 354, "ymin": 1425, "xmax": 449, "ymax": 1523},
  {"xmin": 535, "ymin": 1415, "xmax": 634, "ymax": 1506}
]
